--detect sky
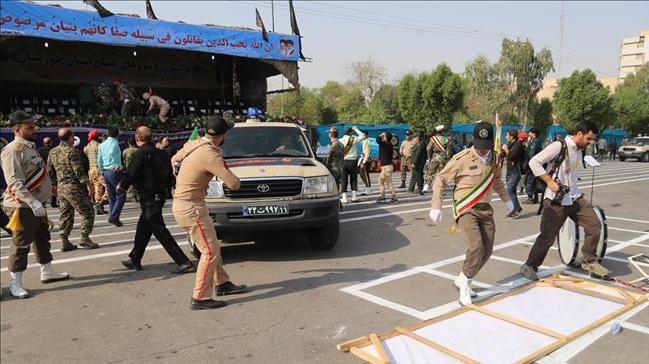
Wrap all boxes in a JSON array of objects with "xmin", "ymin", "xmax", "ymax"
[{"xmin": 36, "ymin": 1, "xmax": 649, "ymax": 90}]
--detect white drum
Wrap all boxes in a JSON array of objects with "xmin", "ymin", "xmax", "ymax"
[{"xmin": 557, "ymin": 205, "xmax": 607, "ymax": 266}]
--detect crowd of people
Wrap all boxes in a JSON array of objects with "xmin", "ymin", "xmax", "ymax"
[{"xmin": 0, "ymin": 109, "xmax": 617, "ymax": 307}]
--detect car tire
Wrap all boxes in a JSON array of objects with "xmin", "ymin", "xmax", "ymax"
[
  {"xmin": 308, "ymin": 220, "xmax": 339, "ymax": 250},
  {"xmin": 619, "ymin": 157, "xmax": 625, "ymax": 162},
  {"xmin": 643, "ymin": 153, "xmax": 649, "ymax": 163},
  {"xmin": 187, "ymin": 233, "xmax": 202, "ymax": 259}
]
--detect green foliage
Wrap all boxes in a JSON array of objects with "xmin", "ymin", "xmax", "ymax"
[
  {"xmin": 397, "ymin": 73, "xmax": 421, "ymax": 124},
  {"xmin": 529, "ymin": 98, "xmax": 553, "ymax": 135},
  {"xmin": 553, "ymin": 69, "xmax": 613, "ymax": 132},
  {"xmin": 362, "ymin": 84, "xmax": 402, "ymax": 124},
  {"xmin": 612, "ymin": 64, "xmax": 649, "ymax": 134}
]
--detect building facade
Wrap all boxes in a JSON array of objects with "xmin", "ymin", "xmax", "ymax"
[{"xmin": 619, "ymin": 29, "xmax": 649, "ymax": 81}]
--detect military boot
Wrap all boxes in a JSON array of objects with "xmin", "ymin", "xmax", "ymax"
[
  {"xmin": 60, "ymin": 236, "xmax": 78, "ymax": 252},
  {"xmin": 95, "ymin": 202, "xmax": 106, "ymax": 215},
  {"xmin": 79, "ymin": 236, "xmax": 99, "ymax": 249}
]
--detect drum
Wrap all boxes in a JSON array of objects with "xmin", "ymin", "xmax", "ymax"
[{"xmin": 557, "ymin": 205, "xmax": 607, "ymax": 266}]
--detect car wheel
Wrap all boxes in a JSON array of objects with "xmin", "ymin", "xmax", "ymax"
[
  {"xmin": 308, "ymin": 220, "xmax": 339, "ymax": 250},
  {"xmin": 619, "ymin": 157, "xmax": 625, "ymax": 162},
  {"xmin": 187, "ymin": 233, "xmax": 202, "ymax": 259},
  {"xmin": 643, "ymin": 153, "xmax": 649, "ymax": 163}
]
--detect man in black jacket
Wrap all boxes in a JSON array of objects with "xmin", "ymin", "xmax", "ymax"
[
  {"xmin": 117, "ymin": 126, "xmax": 194, "ymax": 274},
  {"xmin": 376, "ymin": 132, "xmax": 398, "ymax": 204},
  {"xmin": 523, "ymin": 127, "xmax": 543, "ymax": 204},
  {"xmin": 502, "ymin": 129, "xmax": 525, "ymax": 218}
]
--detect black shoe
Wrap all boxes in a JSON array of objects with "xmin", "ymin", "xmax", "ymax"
[
  {"xmin": 51, "ymin": 201, "xmax": 58, "ymax": 208},
  {"xmin": 172, "ymin": 262, "xmax": 196, "ymax": 274},
  {"xmin": 190, "ymin": 298, "xmax": 227, "ymax": 310},
  {"xmin": 60, "ymin": 243, "xmax": 78, "ymax": 252},
  {"xmin": 108, "ymin": 219, "xmax": 123, "ymax": 227},
  {"xmin": 376, "ymin": 197, "xmax": 386, "ymax": 204},
  {"xmin": 522, "ymin": 199, "xmax": 535, "ymax": 205},
  {"xmin": 516, "ymin": 206, "xmax": 523, "ymax": 213},
  {"xmin": 216, "ymin": 281, "xmax": 250, "ymax": 296},
  {"xmin": 399, "ymin": 183, "xmax": 406, "ymax": 189},
  {"xmin": 388, "ymin": 198, "xmax": 398, "ymax": 204},
  {"xmin": 121, "ymin": 259, "xmax": 142, "ymax": 271},
  {"xmin": 520, "ymin": 264, "xmax": 539, "ymax": 281}
]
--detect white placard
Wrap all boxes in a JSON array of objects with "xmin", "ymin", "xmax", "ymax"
[{"xmin": 584, "ymin": 155, "xmax": 601, "ymax": 167}]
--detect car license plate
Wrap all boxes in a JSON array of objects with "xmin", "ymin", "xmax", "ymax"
[{"xmin": 242, "ymin": 205, "xmax": 289, "ymax": 216}]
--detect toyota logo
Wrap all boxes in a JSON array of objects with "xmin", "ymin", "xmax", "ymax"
[{"xmin": 257, "ymin": 184, "xmax": 270, "ymax": 193}]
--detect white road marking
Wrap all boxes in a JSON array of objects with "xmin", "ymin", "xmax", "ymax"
[{"xmin": 606, "ymin": 216, "xmax": 649, "ymax": 224}]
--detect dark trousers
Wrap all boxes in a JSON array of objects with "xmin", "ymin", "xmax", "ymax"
[
  {"xmin": 506, "ymin": 173, "xmax": 522, "ymax": 211},
  {"xmin": 409, "ymin": 167, "xmax": 424, "ymax": 192},
  {"xmin": 526, "ymin": 198, "xmax": 601, "ymax": 268},
  {"xmin": 3, "ymin": 207, "xmax": 53, "ymax": 272},
  {"xmin": 524, "ymin": 171, "xmax": 538, "ymax": 201},
  {"xmin": 359, "ymin": 161, "xmax": 371, "ymax": 188},
  {"xmin": 341, "ymin": 160, "xmax": 358, "ymax": 192},
  {"xmin": 130, "ymin": 195, "xmax": 190, "ymax": 265},
  {"xmin": 103, "ymin": 170, "xmax": 126, "ymax": 222}
]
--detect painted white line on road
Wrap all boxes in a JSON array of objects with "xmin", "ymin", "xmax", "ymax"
[
  {"xmin": 490, "ymin": 255, "xmax": 551, "ymax": 270},
  {"xmin": 606, "ymin": 216, "xmax": 649, "ymax": 224},
  {"xmin": 608, "ymin": 227, "xmax": 649, "ymax": 234},
  {"xmin": 620, "ymin": 321, "xmax": 649, "ymax": 335},
  {"xmin": 0, "ymin": 240, "xmax": 190, "ymax": 272}
]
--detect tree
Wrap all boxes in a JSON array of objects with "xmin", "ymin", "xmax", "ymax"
[
  {"xmin": 529, "ymin": 98, "xmax": 553, "ymax": 135},
  {"xmin": 397, "ymin": 73, "xmax": 421, "ymax": 125},
  {"xmin": 336, "ymin": 87, "xmax": 367, "ymax": 122},
  {"xmin": 363, "ymin": 84, "xmax": 402, "ymax": 124},
  {"xmin": 348, "ymin": 56, "xmax": 386, "ymax": 103},
  {"xmin": 497, "ymin": 38, "xmax": 554, "ymax": 125},
  {"xmin": 417, "ymin": 63, "xmax": 464, "ymax": 133},
  {"xmin": 464, "ymin": 55, "xmax": 510, "ymax": 123},
  {"xmin": 612, "ymin": 64, "xmax": 649, "ymax": 134},
  {"xmin": 553, "ymin": 69, "xmax": 613, "ymax": 132},
  {"xmin": 266, "ymin": 88, "xmax": 328, "ymax": 124}
]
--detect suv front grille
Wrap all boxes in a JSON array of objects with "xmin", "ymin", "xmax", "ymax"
[{"xmin": 223, "ymin": 179, "xmax": 303, "ymax": 198}]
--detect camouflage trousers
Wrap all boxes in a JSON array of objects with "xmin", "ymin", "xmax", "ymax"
[
  {"xmin": 58, "ymin": 183, "xmax": 95, "ymax": 239},
  {"xmin": 89, "ymin": 166, "xmax": 108, "ymax": 202},
  {"xmin": 425, "ymin": 159, "xmax": 446, "ymax": 186}
]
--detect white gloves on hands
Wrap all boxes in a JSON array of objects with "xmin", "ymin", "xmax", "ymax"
[
  {"xmin": 506, "ymin": 200, "xmax": 515, "ymax": 214},
  {"xmin": 29, "ymin": 200, "xmax": 47, "ymax": 217},
  {"xmin": 429, "ymin": 209, "xmax": 442, "ymax": 224}
]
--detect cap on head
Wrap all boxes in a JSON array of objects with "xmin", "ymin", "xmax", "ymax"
[
  {"xmin": 9, "ymin": 110, "xmax": 40, "ymax": 125},
  {"xmin": 87, "ymin": 129, "xmax": 100, "ymax": 142},
  {"xmin": 73, "ymin": 136, "xmax": 81, "ymax": 147},
  {"xmin": 205, "ymin": 115, "xmax": 234, "ymax": 136},
  {"xmin": 435, "ymin": 125, "xmax": 445, "ymax": 132},
  {"xmin": 406, "ymin": 130, "xmax": 412, "ymax": 136},
  {"xmin": 472, "ymin": 121, "xmax": 494, "ymax": 150}
]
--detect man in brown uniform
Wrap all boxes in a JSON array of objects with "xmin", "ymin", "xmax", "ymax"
[
  {"xmin": 430, "ymin": 121, "xmax": 513, "ymax": 306},
  {"xmin": 143, "ymin": 91, "xmax": 171, "ymax": 123},
  {"xmin": 84, "ymin": 129, "xmax": 107, "ymax": 215},
  {"xmin": 1, "ymin": 111, "xmax": 70, "ymax": 299},
  {"xmin": 171, "ymin": 116, "xmax": 249, "ymax": 310},
  {"xmin": 399, "ymin": 131, "xmax": 415, "ymax": 189}
]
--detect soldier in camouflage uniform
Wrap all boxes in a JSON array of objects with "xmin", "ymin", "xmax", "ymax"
[
  {"xmin": 85, "ymin": 129, "xmax": 107, "ymax": 215},
  {"xmin": 93, "ymin": 82, "xmax": 116, "ymax": 115},
  {"xmin": 122, "ymin": 137, "xmax": 138, "ymax": 202},
  {"xmin": 423, "ymin": 125, "xmax": 450, "ymax": 193},
  {"xmin": 326, "ymin": 130, "xmax": 344, "ymax": 192},
  {"xmin": 48, "ymin": 128, "xmax": 99, "ymax": 251},
  {"xmin": 114, "ymin": 79, "xmax": 137, "ymax": 117}
]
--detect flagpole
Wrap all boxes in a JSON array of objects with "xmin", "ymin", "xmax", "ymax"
[{"xmin": 271, "ymin": 0, "xmax": 275, "ymax": 32}]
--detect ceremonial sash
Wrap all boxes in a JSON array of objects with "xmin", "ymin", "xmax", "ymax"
[
  {"xmin": 452, "ymin": 165, "xmax": 496, "ymax": 221},
  {"xmin": 431, "ymin": 136, "xmax": 445, "ymax": 154},
  {"xmin": 25, "ymin": 165, "xmax": 48, "ymax": 192}
]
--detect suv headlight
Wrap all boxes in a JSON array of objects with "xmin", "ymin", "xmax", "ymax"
[
  {"xmin": 302, "ymin": 175, "xmax": 334, "ymax": 195},
  {"xmin": 207, "ymin": 180, "xmax": 224, "ymax": 198}
]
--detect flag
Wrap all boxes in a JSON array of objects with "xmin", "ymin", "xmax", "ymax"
[
  {"xmin": 188, "ymin": 127, "xmax": 199, "ymax": 141},
  {"xmin": 82, "ymin": 0, "xmax": 114, "ymax": 18},
  {"xmin": 255, "ymin": 8, "xmax": 268, "ymax": 42},
  {"xmin": 494, "ymin": 112, "xmax": 503, "ymax": 161},
  {"xmin": 145, "ymin": 0, "xmax": 158, "ymax": 20},
  {"xmin": 288, "ymin": 0, "xmax": 306, "ymax": 60}
]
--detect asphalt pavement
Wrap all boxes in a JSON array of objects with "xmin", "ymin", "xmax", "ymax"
[{"xmin": 1, "ymin": 160, "xmax": 648, "ymax": 364}]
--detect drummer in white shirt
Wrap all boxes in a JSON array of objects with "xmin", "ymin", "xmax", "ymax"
[
  {"xmin": 339, "ymin": 126, "xmax": 367, "ymax": 203},
  {"xmin": 520, "ymin": 121, "xmax": 609, "ymax": 280}
]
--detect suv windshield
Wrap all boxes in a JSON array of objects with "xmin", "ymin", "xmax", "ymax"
[
  {"xmin": 222, "ymin": 126, "xmax": 312, "ymax": 159},
  {"xmin": 630, "ymin": 138, "xmax": 649, "ymax": 146}
]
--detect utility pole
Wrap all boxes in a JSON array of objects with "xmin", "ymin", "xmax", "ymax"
[
  {"xmin": 271, "ymin": 0, "xmax": 275, "ymax": 32},
  {"xmin": 559, "ymin": 1, "xmax": 565, "ymax": 78}
]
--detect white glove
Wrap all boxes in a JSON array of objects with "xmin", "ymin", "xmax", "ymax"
[
  {"xmin": 429, "ymin": 209, "xmax": 442, "ymax": 224},
  {"xmin": 29, "ymin": 200, "xmax": 47, "ymax": 217},
  {"xmin": 505, "ymin": 200, "xmax": 515, "ymax": 214}
]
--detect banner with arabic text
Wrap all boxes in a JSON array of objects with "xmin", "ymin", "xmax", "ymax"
[{"xmin": 0, "ymin": 1, "xmax": 300, "ymax": 62}]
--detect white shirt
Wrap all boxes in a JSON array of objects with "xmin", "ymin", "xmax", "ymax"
[
  {"xmin": 529, "ymin": 136, "xmax": 583, "ymax": 206},
  {"xmin": 338, "ymin": 129, "xmax": 366, "ymax": 161}
]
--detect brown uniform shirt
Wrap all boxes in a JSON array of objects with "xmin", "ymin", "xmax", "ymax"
[
  {"xmin": 1, "ymin": 136, "xmax": 52, "ymax": 207},
  {"xmin": 399, "ymin": 139, "xmax": 415, "ymax": 158},
  {"xmin": 147, "ymin": 95, "xmax": 169, "ymax": 111},
  {"xmin": 431, "ymin": 148, "xmax": 509, "ymax": 209},
  {"xmin": 171, "ymin": 138, "xmax": 240, "ymax": 201}
]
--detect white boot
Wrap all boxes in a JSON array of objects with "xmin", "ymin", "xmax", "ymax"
[
  {"xmin": 365, "ymin": 187, "xmax": 372, "ymax": 195},
  {"xmin": 340, "ymin": 192, "xmax": 348, "ymax": 204},
  {"xmin": 422, "ymin": 184, "xmax": 430, "ymax": 192},
  {"xmin": 351, "ymin": 190, "xmax": 359, "ymax": 202},
  {"xmin": 40, "ymin": 262, "xmax": 70, "ymax": 283},
  {"xmin": 9, "ymin": 271, "xmax": 30, "ymax": 299},
  {"xmin": 454, "ymin": 271, "xmax": 475, "ymax": 306}
]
